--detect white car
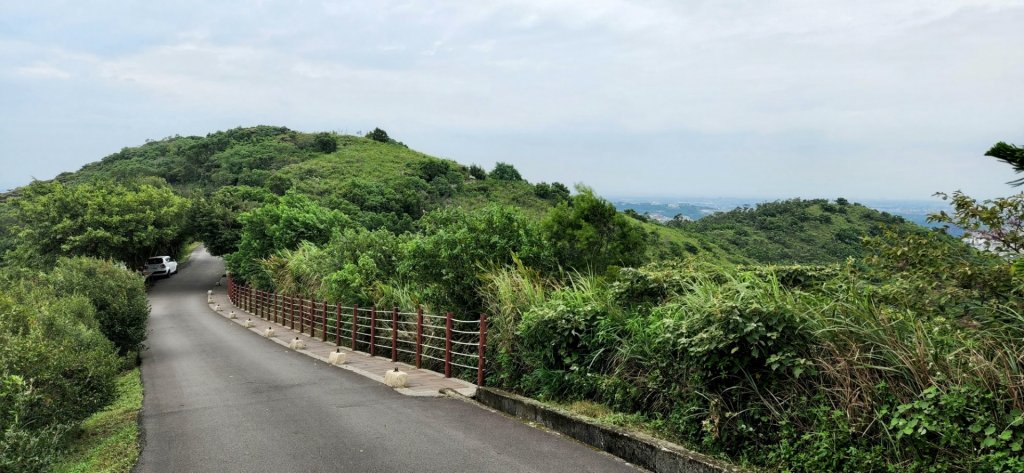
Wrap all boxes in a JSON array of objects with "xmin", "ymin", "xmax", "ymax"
[{"xmin": 145, "ymin": 256, "xmax": 178, "ymax": 278}]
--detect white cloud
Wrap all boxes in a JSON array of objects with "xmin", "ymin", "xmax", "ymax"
[
  {"xmin": 1, "ymin": 0, "xmax": 1023, "ymax": 199},
  {"xmin": 14, "ymin": 63, "xmax": 71, "ymax": 79}
]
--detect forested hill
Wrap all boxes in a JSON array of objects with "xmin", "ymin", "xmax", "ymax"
[
  {"xmin": 6, "ymin": 125, "xmax": 924, "ymax": 267},
  {"xmin": 27, "ymin": 125, "xmax": 731, "ymax": 263},
  {"xmin": 673, "ymin": 198, "xmax": 914, "ymax": 264},
  {"xmin": 59, "ymin": 126, "xmax": 559, "ymax": 228}
]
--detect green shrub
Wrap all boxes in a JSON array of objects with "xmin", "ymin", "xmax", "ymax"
[
  {"xmin": 0, "ymin": 277, "xmax": 121, "ymax": 472},
  {"xmin": 541, "ymin": 186, "xmax": 649, "ymax": 273},
  {"xmin": 489, "ymin": 162, "xmax": 523, "ymax": 181},
  {"xmin": 48, "ymin": 257, "xmax": 149, "ymax": 355},
  {"xmin": 312, "ymin": 132, "xmax": 337, "ymax": 153},
  {"xmin": 227, "ymin": 193, "xmax": 351, "ymax": 287},
  {"xmin": 401, "ymin": 205, "xmax": 550, "ymax": 312}
]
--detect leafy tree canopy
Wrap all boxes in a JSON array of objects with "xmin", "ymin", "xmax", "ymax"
[
  {"xmin": 3, "ymin": 180, "xmax": 190, "ymax": 268},
  {"xmin": 227, "ymin": 193, "xmax": 351, "ymax": 287},
  {"xmin": 541, "ymin": 186, "xmax": 650, "ymax": 272},
  {"xmin": 985, "ymin": 141, "xmax": 1024, "ymax": 186},
  {"xmin": 366, "ymin": 127, "xmax": 391, "ymax": 143},
  {"xmin": 490, "ymin": 162, "xmax": 524, "ymax": 181}
]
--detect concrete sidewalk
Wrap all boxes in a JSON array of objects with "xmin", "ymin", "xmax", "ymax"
[{"xmin": 206, "ymin": 281, "xmax": 477, "ymax": 397}]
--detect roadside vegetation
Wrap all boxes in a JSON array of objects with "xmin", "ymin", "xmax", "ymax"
[
  {"xmin": 0, "ymin": 177, "xmax": 180, "ymax": 470},
  {"xmin": 50, "ymin": 369, "xmax": 142, "ymax": 473},
  {"xmin": 2, "ymin": 126, "xmax": 1017, "ymax": 471}
]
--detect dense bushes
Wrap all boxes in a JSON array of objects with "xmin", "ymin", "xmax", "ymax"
[
  {"xmin": 48, "ymin": 257, "xmax": 150, "ymax": 354},
  {"xmin": 227, "ymin": 193, "xmax": 350, "ymax": 288},
  {"xmin": 480, "ymin": 231, "xmax": 1024, "ymax": 471},
  {"xmin": 233, "ymin": 190, "xmax": 648, "ymax": 316},
  {"xmin": 0, "ymin": 260, "xmax": 138, "ymax": 472},
  {"xmin": 542, "ymin": 187, "xmax": 649, "ymax": 272}
]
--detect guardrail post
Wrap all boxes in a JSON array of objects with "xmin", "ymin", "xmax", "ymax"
[
  {"xmin": 391, "ymin": 307, "xmax": 398, "ymax": 362},
  {"xmin": 299, "ymin": 299, "xmax": 305, "ymax": 333},
  {"xmin": 415, "ymin": 306, "xmax": 423, "ymax": 369},
  {"xmin": 322, "ymin": 302, "xmax": 328, "ymax": 342},
  {"xmin": 370, "ymin": 306, "xmax": 377, "ymax": 357},
  {"xmin": 445, "ymin": 312, "xmax": 453, "ymax": 378},
  {"xmin": 308, "ymin": 299, "xmax": 315, "ymax": 337},
  {"xmin": 335, "ymin": 303, "xmax": 342, "ymax": 346},
  {"xmin": 352, "ymin": 305, "xmax": 358, "ymax": 351},
  {"xmin": 478, "ymin": 313, "xmax": 487, "ymax": 386}
]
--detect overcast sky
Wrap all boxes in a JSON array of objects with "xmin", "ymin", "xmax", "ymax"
[{"xmin": 1, "ymin": 1, "xmax": 1022, "ymax": 201}]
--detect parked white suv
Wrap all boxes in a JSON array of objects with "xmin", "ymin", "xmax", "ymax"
[{"xmin": 145, "ymin": 256, "xmax": 178, "ymax": 278}]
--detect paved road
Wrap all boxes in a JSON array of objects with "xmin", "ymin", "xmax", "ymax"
[{"xmin": 136, "ymin": 248, "xmax": 641, "ymax": 473}]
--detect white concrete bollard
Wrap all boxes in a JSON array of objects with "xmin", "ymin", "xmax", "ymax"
[
  {"xmin": 383, "ymin": 368, "xmax": 408, "ymax": 388},
  {"xmin": 263, "ymin": 327, "xmax": 275, "ymax": 338},
  {"xmin": 207, "ymin": 290, "xmax": 214, "ymax": 304},
  {"xmin": 244, "ymin": 318, "xmax": 255, "ymax": 328},
  {"xmin": 288, "ymin": 337, "xmax": 305, "ymax": 350},
  {"xmin": 229, "ymin": 310, "xmax": 236, "ymax": 319},
  {"xmin": 328, "ymin": 348, "xmax": 347, "ymax": 365}
]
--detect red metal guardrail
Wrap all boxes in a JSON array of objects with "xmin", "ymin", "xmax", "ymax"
[{"xmin": 227, "ymin": 277, "xmax": 488, "ymax": 386}]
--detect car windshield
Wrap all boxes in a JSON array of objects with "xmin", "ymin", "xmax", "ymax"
[{"xmin": 146, "ymin": 258, "xmax": 164, "ymax": 265}]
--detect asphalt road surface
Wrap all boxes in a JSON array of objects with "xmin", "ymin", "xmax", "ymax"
[{"xmin": 135, "ymin": 247, "xmax": 641, "ymax": 473}]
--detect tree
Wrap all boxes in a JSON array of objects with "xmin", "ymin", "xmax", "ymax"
[
  {"xmin": 534, "ymin": 182, "xmax": 570, "ymax": 202},
  {"xmin": 5, "ymin": 180, "xmax": 190, "ymax": 268},
  {"xmin": 490, "ymin": 162, "xmax": 523, "ymax": 181},
  {"xmin": 401, "ymin": 205, "xmax": 550, "ymax": 311},
  {"xmin": 541, "ymin": 186, "xmax": 649, "ymax": 272},
  {"xmin": 929, "ymin": 191, "xmax": 1024, "ymax": 255},
  {"xmin": 366, "ymin": 127, "xmax": 391, "ymax": 143},
  {"xmin": 985, "ymin": 141, "xmax": 1024, "ymax": 186},
  {"xmin": 468, "ymin": 164, "xmax": 487, "ymax": 180},
  {"xmin": 312, "ymin": 132, "xmax": 338, "ymax": 153},
  {"xmin": 189, "ymin": 186, "xmax": 276, "ymax": 256},
  {"xmin": 227, "ymin": 193, "xmax": 351, "ymax": 287}
]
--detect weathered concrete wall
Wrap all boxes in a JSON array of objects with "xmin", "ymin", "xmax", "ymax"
[{"xmin": 474, "ymin": 387, "xmax": 744, "ymax": 473}]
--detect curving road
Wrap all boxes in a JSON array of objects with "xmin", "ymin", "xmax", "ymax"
[{"xmin": 135, "ymin": 247, "xmax": 641, "ymax": 473}]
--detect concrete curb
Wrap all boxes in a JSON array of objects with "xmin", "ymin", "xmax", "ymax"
[{"xmin": 474, "ymin": 387, "xmax": 745, "ymax": 473}]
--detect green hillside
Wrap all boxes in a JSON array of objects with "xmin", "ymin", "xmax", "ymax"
[
  {"xmin": 674, "ymin": 198, "xmax": 913, "ymax": 264},
  {"xmin": 61, "ymin": 127, "xmax": 557, "ymax": 230},
  {"xmin": 47, "ymin": 126, "xmax": 921, "ymax": 267}
]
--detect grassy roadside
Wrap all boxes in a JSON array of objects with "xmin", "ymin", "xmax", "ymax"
[
  {"xmin": 176, "ymin": 241, "xmax": 202, "ymax": 265},
  {"xmin": 50, "ymin": 369, "xmax": 143, "ymax": 473}
]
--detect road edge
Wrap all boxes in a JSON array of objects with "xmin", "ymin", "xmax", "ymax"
[{"xmin": 464, "ymin": 386, "xmax": 746, "ymax": 473}]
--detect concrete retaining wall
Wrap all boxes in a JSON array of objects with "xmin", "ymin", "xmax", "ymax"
[{"xmin": 474, "ymin": 387, "xmax": 744, "ymax": 473}]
